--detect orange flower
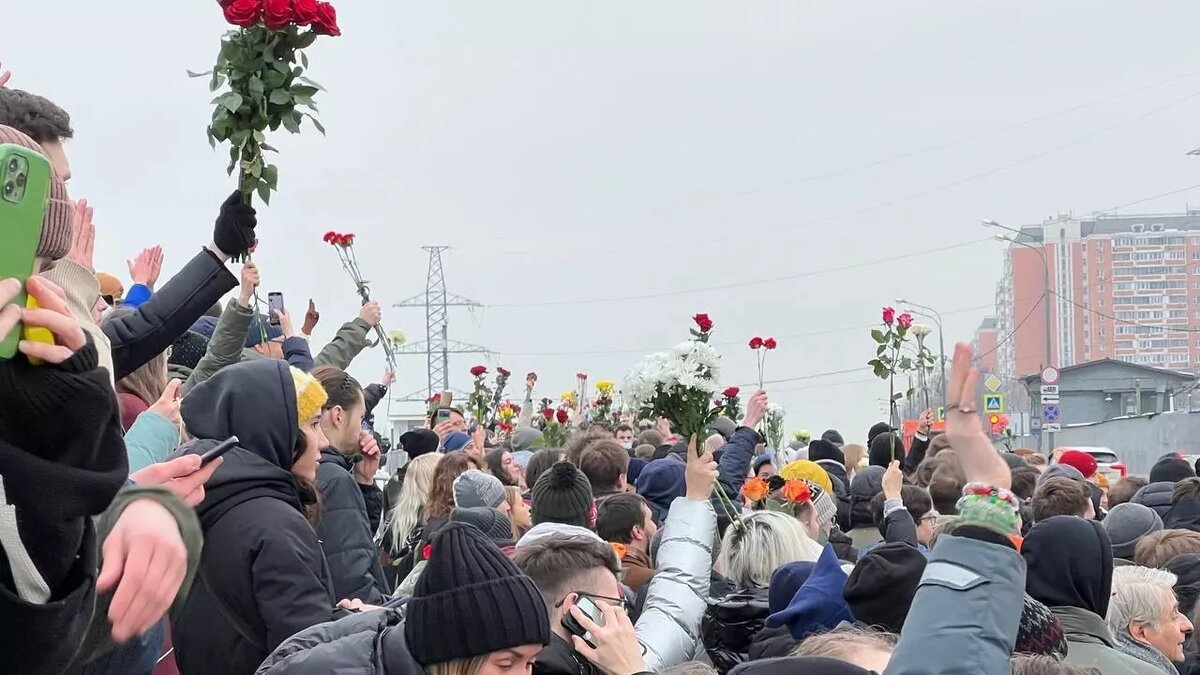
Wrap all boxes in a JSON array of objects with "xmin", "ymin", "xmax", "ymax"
[
  {"xmin": 780, "ymin": 480, "xmax": 812, "ymax": 504},
  {"xmin": 742, "ymin": 477, "xmax": 769, "ymax": 502},
  {"xmin": 611, "ymin": 542, "xmax": 628, "ymax": 559}
]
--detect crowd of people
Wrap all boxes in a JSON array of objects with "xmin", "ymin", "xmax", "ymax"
[{"xmin": 7, "ymin": 80, "xmax": 1200, "ymax": 675}]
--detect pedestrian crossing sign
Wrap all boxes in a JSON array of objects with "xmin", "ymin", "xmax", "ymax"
[{"xmin": 983, "ymin": 394, "xmax": 1004, "ymax": 413}]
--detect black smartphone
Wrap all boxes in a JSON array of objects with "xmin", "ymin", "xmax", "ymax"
[
  {"xmin": 267, "ymin": 292, "xmax": 284, "ymax": 326},
  {"xmin": 560, "ymin": 595, "xmax": 604, "ymax": 649},
  {"xmin": 199, "ymin": 436, "xmax": 239, "ymax": 467},
  {"xmin": 434, "ymin": 391, "xmax": 454, "ymax": 424}
]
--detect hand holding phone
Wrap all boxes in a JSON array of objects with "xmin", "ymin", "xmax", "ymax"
[
  {"xmin": 564, "ymin": 598, "xmax": 646, "ymax": 675},
  {"xmin": 200, "ymin": 435, "xmax": 240, "ymax": 467},
  {"xmin": 267, "ymin": 292, "xmax": 285, "ymax": 326}
]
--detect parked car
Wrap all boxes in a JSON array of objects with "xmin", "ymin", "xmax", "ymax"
[{"xmin": 1052, "ymin": 446, "xmax": 1128, "ymax": 481}]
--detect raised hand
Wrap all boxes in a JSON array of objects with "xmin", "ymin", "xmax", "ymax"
[
  {"xmin": 685, "ymin": 435, "xmax": 719, "ymax": 501},
  {"xmin": 355, "ymin": 431, "xmax": 381, "ymax": 485},
  {"xmin": 211, "ymin": 191, "xmax": 257, "ymax": 261},
  {"xmin": 147, "ymin": 379, "xmax": 182, "ymax": 428},
  {"xmin": 0, "ymin": 61, "xmax": 11, "ymax": 88},
  {"xmin": 742, "ymin": 390, "xmax": 769, "ymax": 429},
  {"xmin": 274, "ymin": 307, "xmax": 295, "ymax": 339},
  {"xmin": 237, "ymin": 262, "xmax": 259, "ymax": 307},
  {"xmin": 882, "ymin": 460, "xmax": 903, "ymax": 500},
  {"xmin": 302, "ymin": 299, "xmax": 320, "ymax": 335},
  {"xmin": 127, "ymin": 245, "xmax": 164, "ymax": 289},
  {"xmin": 380, "ymin": 367, "xmax": 395, "ymax": 388},
  {"xmin": 359, "ymin": 300, "xmax": 381, "ymax": 327},
  {"xmin": 67, "ymin": 199, "xmax": 95, "ymax": 271},
  {"xmin": 945, "ymin": 342, "xmax": 1010, "ymax": 489}
]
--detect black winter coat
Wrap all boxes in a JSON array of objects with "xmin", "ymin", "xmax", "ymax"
[
  {"xmin": 316, "ymin": 448, "xmax": 389, "ymax": 604},
  {"xmin": 1133, "ymin": 481, "xmax": 1175, "ymax": 521},
  {"xmin": 703, "ymin": 587, "xmax": 770, "ymax": 674},
  {"xmin": 849, "ymin": 466, "xmax": 885, "ymax": 530},
  {"xmin": 814, "ymin": 460, "xmax": 853, "ymax": 532},
  {"xmin": 533, "ymin": 634, "xmax": 596, "ymax": 675},
  {"xmin": 172, "ymin": 361, "xmax": 336, "ymax": 675},
  {"xmin": 105, "ymin": 247, "xmax": 236, "ymax": 379}
]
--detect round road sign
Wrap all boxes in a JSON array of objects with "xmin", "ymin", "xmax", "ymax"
[{"xmin": 1041, "ymin": 366, "xmax": 1060, "ymax": 384}]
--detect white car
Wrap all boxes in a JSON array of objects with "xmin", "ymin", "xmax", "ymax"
[{"xmin": 1052, "ymin": 446, "xmax": 1128, "ymax": 481}]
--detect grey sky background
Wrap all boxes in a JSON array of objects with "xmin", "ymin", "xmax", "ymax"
[{"xmin": 8, "ymin": 1, "xmax": 1200, "ymax": 443}]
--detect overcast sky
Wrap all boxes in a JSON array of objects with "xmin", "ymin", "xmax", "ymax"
[{"xmin": 9, "ymin": 1, "xmax": 1200, "ymax": 443}]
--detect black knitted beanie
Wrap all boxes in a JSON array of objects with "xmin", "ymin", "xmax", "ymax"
[
  {"xmin": 531, "ymin": 461, "xmax": 594, "ymax": 528},
  {"xmin": 404, "ymin": 522, "xmax": 549, "ymax": 666}
]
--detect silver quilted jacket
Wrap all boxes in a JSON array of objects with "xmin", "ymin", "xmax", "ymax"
[{"xmin": 635, "ymin": 496, "xmax": 717, "ymax": 671}]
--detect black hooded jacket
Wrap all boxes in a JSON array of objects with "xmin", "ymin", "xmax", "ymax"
[
  {"xmin": 1166, "ymin": 497, "xmax": 1200, "ymax": 533},
  {"xmin": 848, "ymin": 466, "xmax": 885, "ymax": 530},
  {"xmin": 703, "ymin": 586, "xmax": 770, "ymax": 672},
  {"xmin": 1022, "ymin": 515, "xmax": 1113, "ymax": 618},
  {"xmin": 316, "ymin": 448, "xmax": 389, "ymax": 604},
  {"xmin": 172, "ymin": 360, "xmax": 335, "ymax": 675}
]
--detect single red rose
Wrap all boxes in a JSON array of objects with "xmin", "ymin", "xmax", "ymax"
[
  {"xmin": 470, "ymin": 365, "xmax": 487, "ymax": 377},
  {"xmin": 763, "ymin": 337, "xmax": 778, "ymax": 350},
  {"xmin": 542, "ymin": 408, "xmax": 554, "ymax": 421},
  {"xmin": 311, "ymin": 1, "xmax": 341, "ymax": 36},
  {"xmin": 497, "ymin": 367, "xmax": 511, "ymax": 378},
  {"xmin": 422, "ymin": 543, "xmax": 432, "ymax": 560},
  {"xmin": 292, "ymin": 0, "xmax": 318, "ymax": 24},
  {"xmin": 749, "ymin": 337, "xmax": 764, "ymax": 350},
  {"xmin": 263, "ymin": 0, "xmax": 292, "ymax": 30},
  {"xmin": 882, "ymin": 306, "xmax": 895, "ymax": 326},
  {"xmin": 723, "ymin": 386, "xmax": 740, "ymax": 399},
  {"xmin": 223, "ymin": 0, "xmax": 262, "ymax": 27},
  {"xmin": 693, "ymin": 313, "xmax": 713, "ymax": 332},
  {"xmin": 556, "ymin": 409, "xmax": 569, "ymax": 424},
  {"xmin": 897, "ymin": 313, "xmax": 913, "ymax": 330},
  {"xmin": 217, "ymin": 0, "xmax": 236, "ymax": 7}
]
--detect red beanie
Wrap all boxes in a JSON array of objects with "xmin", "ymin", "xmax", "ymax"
[{"xmin": 1058, "ymin": 450, "xmax": 1098, "ymax": 479}]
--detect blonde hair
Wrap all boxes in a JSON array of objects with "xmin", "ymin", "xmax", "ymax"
[
  {"xmin": 117, "ymin": 350, "xmax": 168, "ymax": 406},
  {"xmin": 504, "ymin": 486, "xmax": 526, "ymax": 540},
  {"xmin": 380, "ymin": 453, "xmax": 440, "ymax": 554},
  {"xmin": 793, "ymin": 624, "xmax": 897, "ymax": 659},
  {"xmin": 426, "ymin": 655, "xmax": 488, "ymax": 675},
  {"xmin": 843, "ymin": 444, "xmax": 866, "ymax": 480},
  {"xmin": 719, "ymin": 511, "xmax": 823, "ymax": 589}
]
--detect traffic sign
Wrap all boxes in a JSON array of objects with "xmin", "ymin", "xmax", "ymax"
[
  {"xmin": 1031, "ymin": 417, "xmax": 1043, "ymax": 431},
  {"xmin": 1041, "ymin": 366, "xmax": 1060, "ymax": 385},
  {"xmin": 984, "ymin": 374, "xmax": 1002, "ymax": 392},
  {"xmin": 1041, "ymin": 385, "xmax": 1059, "ymax": 396},
  {"xmin": 1043, "ymin": 423, "xmax": 1062, "ymax": 432},
  {"xmin": 1042, "ymin": 404, "xmax": 1060, "ymax": 423},
  {"xmin": 983, "ymin": 394, "xmax": 1004, "ymax": 413},
  {"xmin": 936, "ymin": 406, "xmax": 945, "ymax": 421}
]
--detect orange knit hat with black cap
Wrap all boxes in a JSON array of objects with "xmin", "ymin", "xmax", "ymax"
[{"xmin": 0, "ymin": 125, "xmax": 73, "ymax": 261}]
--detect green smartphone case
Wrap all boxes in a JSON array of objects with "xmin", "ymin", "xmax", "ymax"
[{"xmin": 0, "ymin": 144, "xmax": 51, "ymax": 359}]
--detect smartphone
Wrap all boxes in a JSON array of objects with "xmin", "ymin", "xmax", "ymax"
[
  {"xmin": 434, "ymin": 391, "xmax": 454, "ymax": 424},
  {"xmin": 267, "ymin": 292, "xmax": 285, "ymax": 326},
  {"xmin": 199, "ymin": 435, "xmax": 240, "ymax": 467},
  {"xmin": 0, "ymin": 145, "xmax": 51, "ymax": 360},
  {"xmin": 561, "ymin": 595, "xmax": 604, "ymax": 649}
]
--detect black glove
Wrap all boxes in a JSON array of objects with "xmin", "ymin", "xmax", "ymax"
[{"xmin": 212, "ymin": 190, "xmax": 257, "ymax": 258}]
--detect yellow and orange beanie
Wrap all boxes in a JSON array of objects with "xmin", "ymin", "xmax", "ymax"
[
  {"xmin": 290, "ymin": 366, "xmax": 328, "ymax": 423},
  {"xmin": 779, "ymin": 459, "xmax": 834, "ymax": 495}
]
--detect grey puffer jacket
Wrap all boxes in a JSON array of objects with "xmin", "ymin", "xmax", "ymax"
[
  {"xmin": 1133, "ymin": 482, "xmax": 1176, "ymax": 522},
  {"xmin": 255, "ymin": 608, "xmax": 424, "ymax": 675},
  {"xmin": 636, "ymin": 496, "xmax": 718, "ymax": 671},
  {"xmin": 1052, "ymin": 605, "xmax": 1165, "ymax": 675}
]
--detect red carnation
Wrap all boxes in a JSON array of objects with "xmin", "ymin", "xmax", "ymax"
[
  {"xmin": 749, "ymin": 336, "xmax": 764, "ymax": 350},
  {"xmin": 542, "ymin": 408, "xmax": 554, "ymax": 421},
  {"xmin": 223, "ymin": 0, "xmax": 261, "ymax": 27},
  {"xmin": 470, "ymin": 365, "xmax": 487, "ymax": 377},
  {"xmin": 311, "ymin": 1, "xmax": 341, "ymax": 36},
  {"xmin": 576, "ymin": 372, "xmax": 587, "ymax": 380},
  {"xmin": 723, "ymin": 386, "xmax": 740, "ymax": 399},
  {"xmin": 763, "ymin": 337, "xmax": 778, "ymax": 350},
  {"xmin": 341, "ymin": 233, "xmax": 355, "ymax": 247},
  {"xmin": 897, "ymin": 313, "xmax": 913, "ymax": 330},
  {"xmin": 322, "ymin": 230, "xmax": 337, "ymax": 243},
  {"xmin": 556, "ymin": 409, "xmax": 569, "ymax": 424},
  {"xmin": 263, "ymin": 0, "xmax": 292, "ymax": 30},
  {"xmin": 882, "ymin": 306, "xmax": 896, "ymax": 326},
  {"xmin": 693, "ymin": 313, "xmax": 713, "ymax": 332},
  {"xmin": 292, "ymin": 0, "xmax": 318, "ymax": 24},
  {"xmin": 497, "ymin": 367, "xmax": 511, "ymax": 378}
]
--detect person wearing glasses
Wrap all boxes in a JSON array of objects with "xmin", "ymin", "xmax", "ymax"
[
  {"xmin": 860, "ymin": 459, "xmax": 939, "ymax": 557},
  {"xmin": 514, "ymin": 439, "xmax": 719, "ymax": 675}
]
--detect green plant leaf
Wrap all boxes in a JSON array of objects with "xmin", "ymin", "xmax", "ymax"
[
  {"xmin": 871, "ymin": 329, "xmax": 887, "ymax": 344},
  {"xmin": 249, "ymin": 158, "xmax": 263, "ymax": 178},
  {"xmin": 257, "ymin": 180, "xmax": 272, "ymax": 205},
  {"xmin": 297, "ymin": 75, "xmax": 325, "ymax": 91},
  {"xmin": 308, "ymin": 116, "xmax": 325, "ymax": 135},
  {"xmin": 248, "ymin": 76, "xmax": 265, "ymax": 99},
  {"xmin": 263, "ymin": 163, "xmax": 278, "ymax": 189},
  {"xmin": 300, "ymin": 51, "xmax": 309, "ymax": 68},
  {"xmin": 253, "ymin": 130, "xmax": 266, "ymax": 144},
  {"xmin": 261, "ymin": 143, "xmax": 278, "ymax": 153},
  {"xmin": 269, "ymin": 89, "xmax": 292, "ymax": 105},
  {"xmin": 295, "ymin": 31, "xmax": 317, "ymax": 49},
  {"xmin": 272, "ymin": 60, "xmax": 290, "ymax": 74},
  {"xmin": 281, "ymin": 112, "xmax": 301, "ymax": 133},
  {"xmin": 206, "ymin": 127, "xmax": 217, "ymax": 149},
  {"xmin": 187, "ymin": 69, "xmax": 212, "ymax": 78},
  {"xmin": 209, "ymin": 71, "xmax": 226, "ymax": 92},
  {"xmin": 905, "ymin": 387, "xmax": 916, "ymax": 400},
  {"xmin": 291, "ymin": 84, "xmax": 320, "ymax": 98},
  {"xmin": 876, "ymin": 344, "xmax": 887, "ymax": 356},
  {"xmin": 215, "ymin": 92, "xmax": 244, "ymax": 114},
  {"xmin": 898, "ymin": 357, "xmax": 913, "ymax": 370}
]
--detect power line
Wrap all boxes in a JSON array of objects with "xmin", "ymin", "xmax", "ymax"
[
  {"xmin": 488, "ymin": 237, "xmax": 991, "ymax": 309},
  {"xmin": 1051, "ymin": 289, "xmax": 1200, "ymax": 334},
  {"xmin": 974, "ymin": 295, "xmax": 1046, "ymax": 363},
  {"xmin": 1091, "ymin": 182, "xmax": 1200, "ymax": 216}
]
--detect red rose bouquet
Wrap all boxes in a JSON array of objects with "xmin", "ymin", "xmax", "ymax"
[
  {"xmin": 192, "ymin": 0, "xmax": 342, "ymax": 205},
  {"xmin": 719, "ymin": 386, "xmax": 742, "ymax": 423},
  {"xmin": 323, "ymin": 231, "xmax": 396, "ymax": 368},
  {"xmin": 467, "ymin": 365, "xmax": 492, "ymax": 426}
]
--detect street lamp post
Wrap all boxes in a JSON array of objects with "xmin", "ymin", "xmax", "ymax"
[
  {"xmin": 896, "ymin": 297, "xmax": 947, "ymax": 409},
  {"xmin": 984, "ymin": 219, "xmax": 1055, "ymax": 450}
]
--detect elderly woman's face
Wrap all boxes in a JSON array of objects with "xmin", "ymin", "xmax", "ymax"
[{"xmin": 1135, "ymin": 588, "xmax": 1193, "ymax": 662}]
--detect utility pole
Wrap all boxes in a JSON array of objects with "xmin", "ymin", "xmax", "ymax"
[{"xmin": 393, "ymin": 246, "xmax": 489, "ymax": 402}]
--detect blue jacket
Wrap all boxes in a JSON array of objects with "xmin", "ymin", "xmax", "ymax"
[
  {"xmin": 885, "ymin": 535, "xmax": 1025, "ymax": 675},
  {"xmin": 716, "ymin": 427, "xmax": 760, "ymax": 504}
]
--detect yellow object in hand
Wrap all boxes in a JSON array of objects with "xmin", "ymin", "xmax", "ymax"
[{"xmin": 22, "ymin": 294, "xmax": 55, "ymax": 365}]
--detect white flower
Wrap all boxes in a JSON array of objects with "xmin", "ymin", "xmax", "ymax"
[{"xmin": 910, "ymin": 324, "xmax": 933, "ymax": 338}]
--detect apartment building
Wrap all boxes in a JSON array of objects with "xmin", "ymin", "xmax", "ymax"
[{"xmin": 990, "ymin": 210, "xmax": 1200, "ymax": 380}]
